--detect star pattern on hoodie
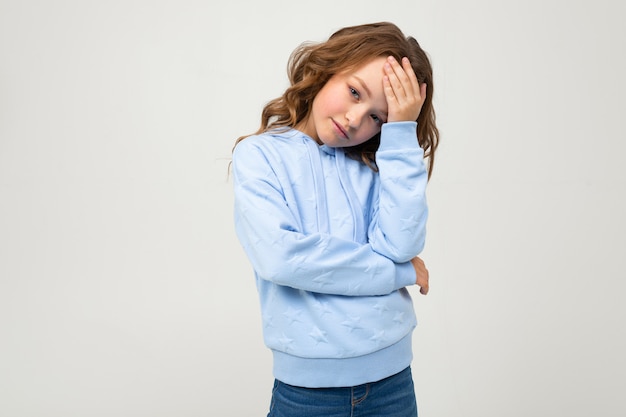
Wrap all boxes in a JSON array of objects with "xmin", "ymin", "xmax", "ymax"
[
  {"xmin": 288, "ymin": 252, "xmax": 310, "ymax": 274},
  {"xmin": 314, "ymin": 238, "xmax": 331, "ymax": 253},
  {"xmin": 384, "ymin": 177, "xmax": 416, "ymax": 193},
  {"xmin": 330, "ymin": 211, "xmax": 352, "ymax": 232},
  {"xmin": 262, "ymin": 313, "xmax": 276, "ymax": 328},
  {"xmin": 341, "ymin": 315, "xmax": 364, "ymax": 333},
  {"xmin": 363, "ymin": 261, "xmax": 377, "ymax": 275},
  {"xmin": 312, "ymin": 300, "xmax": 333, "ymax": 317},
  {"xmin": 347, "ymin": 281, "xmax": 363, "ymax": 294},
  {"xmin": 399, "ymin": 214, "xmax": 421, "ymax": 233},
  {"xmin": 373, "ymin": 301, "xmax": 390, "ymax": 313},
  {"xmin": 392, "ymin": 311, "xmax": 405, "ymax": 324},
  {"xmin": 312, "ymin": 271, "xmax": 334, "ymax": 287},
  {"xmin": 309, "ymin": 326, "xmax": 329, "ymax": 345},
  {"xmin": 278, "ymin": 333, "xmax": 295, "ymax": 352},
  {"xmin": 369, "ymin": 330, "xmax": 386, "ymax": 347},
  {"xmin": 283, "ymin": 307, "xmax": 303, "ymax": 325}
]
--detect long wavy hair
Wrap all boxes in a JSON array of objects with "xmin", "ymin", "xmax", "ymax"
[{"xmin": 234, "ymin": 22, "xmax": 439, "ymax": 178}]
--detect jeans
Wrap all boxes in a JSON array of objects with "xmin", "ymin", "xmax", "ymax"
[{"xmin": 267, "ymin": 366, "xmax": 418, "ymax": 417}]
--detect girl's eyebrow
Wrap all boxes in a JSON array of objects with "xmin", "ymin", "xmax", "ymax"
[{"xmin": 353, "ymin": 75, "xmax": 371, "ymax": 98}]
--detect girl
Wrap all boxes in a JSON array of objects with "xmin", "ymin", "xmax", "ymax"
[{"xmin": 232, "ymin": 21, "xmax": 439, "ymax": 417}]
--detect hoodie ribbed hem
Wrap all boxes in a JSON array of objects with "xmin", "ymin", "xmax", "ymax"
[{"xmin": 272, "ymin": 333, "xmax": 413, "ymax": 388}]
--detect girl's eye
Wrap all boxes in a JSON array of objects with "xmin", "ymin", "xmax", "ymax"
[
  {"xmin": 371, "ymin": 114, "xmax": 382, "ymax": 125},
  {"xmin": 349, "ymin": 87, "xmax": 360, "ymax": 99}
]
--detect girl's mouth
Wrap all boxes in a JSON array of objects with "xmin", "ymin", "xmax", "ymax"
[{"xmin": 332, "ymin": 120, "xmax": 349, "ymax": 140}]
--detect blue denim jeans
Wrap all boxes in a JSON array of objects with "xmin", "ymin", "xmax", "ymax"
[{"xmin": 267, "ymin": 366, "xmax": 418, "ymax": 417}]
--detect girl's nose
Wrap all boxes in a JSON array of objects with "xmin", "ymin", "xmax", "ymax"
[{"xmin": 346, "ymin": 108, "xmax": 365, "ymax": 128}]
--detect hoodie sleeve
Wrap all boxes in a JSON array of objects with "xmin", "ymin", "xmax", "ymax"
[
  {"xmin": 367, "ymin": 122, "xmax": 429, "ymax": 263},
  {"xmin": 232, "ymin": 138, "xmax": 416, "ymax": 297}
]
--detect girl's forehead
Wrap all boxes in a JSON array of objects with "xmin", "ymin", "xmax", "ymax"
[
  {"xmin": 349, "ymin": 58, "xmax": 388, "ymax": 89},
  {"xmin": 344, "ymin": 57, "xmax": 387, "ymax": 76}
]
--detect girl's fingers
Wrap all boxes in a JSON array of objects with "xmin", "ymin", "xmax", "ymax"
[
  {"xmin": 384, "ymin": 57, "xmax": 408, "ymax": 98},
  {"xmin": 402, "ymin": 57, "xmax": 420, "ymax": 97},
  {"xmin": 386, "ymin": 56, "xmax": 420, "ymax": 98},
  {"xmin": 384, "ymin": 56, "xmax": 424, "ymax": 122},
  {"xmin": 420, "ymin": 82, "xmax": 427, "ymax": 102}
]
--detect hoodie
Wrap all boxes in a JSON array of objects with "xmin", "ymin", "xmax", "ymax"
[{"xmin": 232, "ymin": 121, "xmax": 428, "ymax": 388}]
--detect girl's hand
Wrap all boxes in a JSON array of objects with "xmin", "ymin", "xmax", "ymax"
[
  {"xmin": 383, "ymin": 56, "xmax": 427, "ymax": 123},
  {"xmin": 410, "ymin": 256, "xmax": 429, "ymax": 295}
]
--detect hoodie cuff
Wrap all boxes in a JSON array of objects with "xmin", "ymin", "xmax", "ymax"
[
  {"xmin": 396, "ymin": 261, "xmax": 417, "ymax": 289},
  {"xmin": 377, "ymin": 121, "xmax": 419, "ymax": 152}
]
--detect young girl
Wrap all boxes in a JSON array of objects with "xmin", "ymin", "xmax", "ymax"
[{"xmin": 232, "ymin": 22, "xmax": 439, "ymax": 417}]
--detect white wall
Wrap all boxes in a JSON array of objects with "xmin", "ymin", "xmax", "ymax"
[{"xmin": 1, "ymin": 0, "xmax": 624, "ymax": 416}]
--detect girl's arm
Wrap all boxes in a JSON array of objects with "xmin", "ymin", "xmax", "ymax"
[
  {"xmin": 232, "ymin": 141, "xmax": 416, "ymax": 297},
  {"xmin": 367, "ymin": 121, "xmax": 429, "ymax": 263}
]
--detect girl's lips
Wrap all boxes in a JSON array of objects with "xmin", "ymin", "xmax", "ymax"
[{"xmin": 332, "ymin": 120, "xmax": 349, "ymax": 140}]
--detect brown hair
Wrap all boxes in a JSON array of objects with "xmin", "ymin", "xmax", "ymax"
[{"xmin": 234, "ymin": 21, "xmax": 439, "ymax": 178}]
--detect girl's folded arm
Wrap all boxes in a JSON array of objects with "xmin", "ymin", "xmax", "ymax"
[{"xmin": 233, "ymin": 142, "xmax": 415, "ymax": 296}]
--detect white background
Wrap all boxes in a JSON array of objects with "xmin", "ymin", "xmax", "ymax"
[{"xmin": 1, "ymin": 0, "xmax": 624, "ymax": 416}]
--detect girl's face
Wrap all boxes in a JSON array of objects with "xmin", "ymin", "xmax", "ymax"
[{"xmin": 298, "ymin": 57, "xmax": 388, "ymax": 147}]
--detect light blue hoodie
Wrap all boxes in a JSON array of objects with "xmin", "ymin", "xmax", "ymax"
[{"xmin": 232, "ymin": 121, "xmax": 428, "ymax": 388}]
